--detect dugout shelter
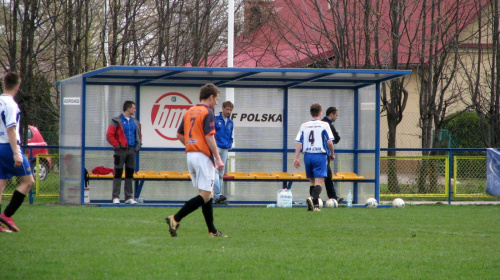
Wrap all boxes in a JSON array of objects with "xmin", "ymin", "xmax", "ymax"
[{"xmin": 57, "ymin": 66, "xmax": 411, "ymax": 205}]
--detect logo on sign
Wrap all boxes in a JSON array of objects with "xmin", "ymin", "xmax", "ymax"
[{"xmin": 151, "ymin": 92, "xmax": 193, "ymax": 140}]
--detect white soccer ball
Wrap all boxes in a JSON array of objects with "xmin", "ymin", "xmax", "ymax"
[
  {"xmin": 392, "ymin": 198, "xmax": 405, "ymax": 208},
  {"xmin": 318, "ymin": 198, "xmax": 323, "ymax": 208},
  {"xmin": 325, "ymin": 199, "xmax": 338, "ymax": 208},
  {"xmin": 365, "ymin": 197, "xmax": 378, "ymax": 208}
]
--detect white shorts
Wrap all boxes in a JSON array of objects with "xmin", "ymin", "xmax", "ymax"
[{"xmin": 186, "ymin": 152, "xmax": 215, "ymax": 192}]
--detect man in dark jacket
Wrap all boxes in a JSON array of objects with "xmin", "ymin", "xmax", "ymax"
[
  {"xmin": 106, "ymin": 100, "xmax": 142, "ymax": 204},
  {"xmin": 322, "ymin": 107, "xmax": 342, "ymax": 202}
]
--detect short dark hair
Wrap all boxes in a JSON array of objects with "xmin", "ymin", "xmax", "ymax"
[
  {"xmin": 199, "ymin": 83, "xmax": 219, "ymax": 101},
  {"xmin": 123, "ymin": 100, "xmax": 135, "ymax": 112},
  {"xmin": 326, "ymin": 107, "xmax": 337, "ymax": 116},
  {"xmin": 222, "ymin": 101, "xmax": 234, "ymax": 108},
  {"xmin": 310, "ymin": 103, "xmax": 322, "ymax": 117},
  {"xmin": 2, "ymin": 72, "xmax": 21, "ymax": 91}
]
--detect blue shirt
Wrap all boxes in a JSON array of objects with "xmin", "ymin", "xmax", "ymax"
[
  {"xmin": 121, "ymin": 114, "xmax": 137, "ymax": 147},
  {"xmin": 215, "ymin": 112, "xmax": 234, "ymax": 149}
]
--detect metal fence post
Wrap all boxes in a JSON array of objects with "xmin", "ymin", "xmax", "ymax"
[{"xmin": 448, "ymin": 149, "xmax": 453, "ymax": 205}]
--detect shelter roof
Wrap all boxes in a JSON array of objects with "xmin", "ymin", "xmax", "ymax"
[{"xmin": 57, "ymin": 66, "xmax": 411, "ymax": 90}]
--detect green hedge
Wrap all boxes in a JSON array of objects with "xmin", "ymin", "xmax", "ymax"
[{"xmin": 444, "ymin": 111, "xmax": 487, "ymax": 148}]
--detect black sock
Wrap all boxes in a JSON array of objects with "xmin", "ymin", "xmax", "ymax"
[
  {"xmin": 312, "ymin": 185, "xmax": 322, "ymax": 206},
  {"xmin": 4, "ymin": 190, "xmax": 26, "ymax": 217},
  {"xmin": 309, "ymin": 186, "xmax": 314, "ymax": 196},
  {"xmin": 202, "ymin": 200, "xmax": 217, "ymax": 233},
  {"xmin": 174, "ymin": 195, "xmax": 205, "ymax": 223}
]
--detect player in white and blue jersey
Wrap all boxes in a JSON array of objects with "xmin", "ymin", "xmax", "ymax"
[
  {"xmin": 0, "ymin": 72, "xmax": 34, "ymax": 232},
  {"xmin": 294, "ymin": 103, "xmax": 334, "ymax": 211}
]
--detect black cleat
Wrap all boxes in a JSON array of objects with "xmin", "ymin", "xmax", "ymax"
[
  {"xmin": 306, "ymin": 197, "xmax": 314, "ymax": 211},
  {"xmin": 214, "ymin": 195, "xmax": 227, "ymax": 204}
]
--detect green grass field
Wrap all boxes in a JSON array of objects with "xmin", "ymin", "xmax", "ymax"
[{"xmin": 1, "ymin": 201, "xmax": 499, "ymax": 279}]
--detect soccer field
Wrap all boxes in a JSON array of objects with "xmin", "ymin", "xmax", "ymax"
[{"xmin": 1, "ymin": 202, "xmax": 499, "ymax": 279}]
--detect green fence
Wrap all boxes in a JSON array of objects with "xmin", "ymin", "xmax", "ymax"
[
  {"xmin": 453, "ymin": 156, "xmax": 489, "ymax": 197},
  {"xmin": 380, "ymin": 156, "xmax": 449, "ymax": 197},
  {"xmin": 381, "ymin": 155, "xmax": 492, "ymax": 199},
  {"xmin": 3, "ymin": 154, "xmax": 59, "ymax": 198},
  {"xmin": 1, "ymin": 152, "xmax": 496, "ymax": 202}
]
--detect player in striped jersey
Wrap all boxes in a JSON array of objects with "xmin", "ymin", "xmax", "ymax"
[
  {"xmin": 293, "ymin": 103, "xmax": 335, "ymax": 211},
  {"xmin": 0, "ymin": 72, "xmax": 35, "ymax": 232}
]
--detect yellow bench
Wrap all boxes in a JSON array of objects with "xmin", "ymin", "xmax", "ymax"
[
  {"xmin": 87, "ymin": 170, "xmax": 367, "ymax": 203},
  {"xmin": 89, "ymin": 171, "xmax": 364, "ymax": 181}
]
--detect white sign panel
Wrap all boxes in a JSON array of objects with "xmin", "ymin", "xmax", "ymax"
[
  {"xmin": 63, "ymin": 97, "xmax": 81, "ymax": 105},
  {"xmin": 140, "ymin": 87, "xmax": 284, "ymax": 148},
  {"xmin": 141, "ymin": 87, "xmax": 199, "ymax": 148},
  {"xmin": 229, "ymin": 108, "xmax": 283, "ymax": 128}
]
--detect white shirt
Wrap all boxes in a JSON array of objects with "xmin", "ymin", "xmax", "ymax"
[
  {"xmin": 295, "ymin": 119, "xmax": 334, "ymax": 154},
  {"xmin": 0, "ymin": 94, "xmax": 21, "ymax": 144}
]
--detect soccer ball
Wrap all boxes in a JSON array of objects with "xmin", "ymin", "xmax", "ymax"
[
  {"xmin": 325, "ymin": 199, "xmax": 338, "ymax": 208},
  {"xmin": 392, "ymin": 198, "xmax": 405, "ymax": 208},
  {"xmin": 318, "ymin": 198, "xmax": 323, "ymax": 208},
  {"xmin": 365, "ymin": 197, "xmax": 378, "ymax": 208}
]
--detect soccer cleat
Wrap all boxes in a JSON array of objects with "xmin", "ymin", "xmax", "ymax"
[
  {"xmin": 209, "ymin": 230, "xmax": 228, "ymax": 237},
  {"xmin": 112, "ymin": 198, "xmax": 120, "ymax": 204},
  {"xmin": 314, "ymin": 207, "xmax": 321, "ymax": 212},
  {"xmin": 166, "ymin": 215, "xmax": 180, "ymax": 237},
  {"xmin": 0, "ymin": 213, "xmax": 19, "ymax": 232},
  {"xmin": 0, "ymin": 225, "xmax": 12, "ymax": 233},
  {"xmin": 214, "ymin": 195, "xmax": 227, "ymax": 204},
  {"xmin": 125, "ymin": 199, "xmax": 138, "ymax": 204},
  {"xmin": 306, "ymin": 197, "xmax": 314, "ymax": 211}
]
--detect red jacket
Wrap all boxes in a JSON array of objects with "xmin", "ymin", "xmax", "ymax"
[{"xmin": 106, "ymin": 115, "xmax": 142, "ymax": 151}]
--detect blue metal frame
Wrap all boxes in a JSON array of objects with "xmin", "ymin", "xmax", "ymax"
[
  {"xmin": 353, "ymin": 88, "xmax": 359, "ymax": 203},
  {"xmin": 80, "ymin": 78, "xmax": 87, "ymax": 204},
  {"xmin": 58, "ymin": 66, "xmax": 411, "ymax": 90},
  {"xmin": 56, "ymin": 66, "xmax": 411, "ymax": 205},
  {"xmin": 375, "ymin": 82, "xmax": 381, "ymax": 202},
  {"xmin": 282, "ymin": 88, "xmax": 289, "ymax": 189}
]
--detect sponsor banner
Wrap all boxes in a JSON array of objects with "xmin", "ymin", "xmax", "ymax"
[
  {"xmin": 140, "ymin": 87, "xmax": 284, "ymax": 147},
  {"xmin": 141, "ymin": 87, "xmax": 199, "ymax": 148},
  {"xmin": 229, "ymin": 108, "xmax": 283, "ymax": 128},
  {"xmin": 486, "ymin": 148, "xmax": 500, "ymax": 196}
]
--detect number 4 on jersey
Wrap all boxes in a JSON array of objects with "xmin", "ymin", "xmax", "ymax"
[{"xmin": 308, "ymin": 131, "xmax": 315, "ymax": 145}]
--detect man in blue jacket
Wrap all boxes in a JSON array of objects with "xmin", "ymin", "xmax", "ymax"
[{"xmin": 213, "ymin": 101, "xmax": 234, "ymax": 204}]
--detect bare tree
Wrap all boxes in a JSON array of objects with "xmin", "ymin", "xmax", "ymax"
[
  {"xmin": 415, "ymin": 0, "xmax": 487, "ymax": 192},
  {"xmin": 377, "ymin": 0, "xmax": 417, "ymax": 192},
  {"xmin": 457, "ymin": 0, "xmax": 500, "ymax": 148},
  {"xmin": 234, "ymin": 0, "xmax": 416, "ymax": 192},
  {"xmin": 187, "ymin": 0, "xmax": 230, "ymax": 66},
  {"xmin": 0, "ymin": 0, "xmax": 19, "ymax": 71}
]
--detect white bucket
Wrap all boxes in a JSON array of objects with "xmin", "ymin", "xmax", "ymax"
[{"xmin": 84, "ymin": 188, "xmax": 90, "ymax": 204}]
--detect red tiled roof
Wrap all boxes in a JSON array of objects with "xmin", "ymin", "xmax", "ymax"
[{"xmin": 205, "ymin": 0, "xmax": 490, "ymax": 68}]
